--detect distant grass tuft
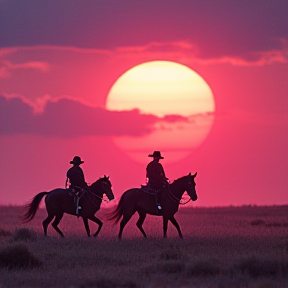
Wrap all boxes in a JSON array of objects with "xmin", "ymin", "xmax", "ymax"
[
  {"xmin": 250, "ymin": 219, "xmax": 265, "ymax": 226},
  {"xmin": 265, "ymin": 222, "xmax": 288, "ymax": 227},
  {"xmin": 9, "ymin": 228, "xmax": 37, "ymax": 242},
  {"xmin": 186, "ymin": 259, "xmax": 221, "ymax": 277},
  {"xmin": 158, "ymin": 260, "xmax": 185, "ymax": 274},
  {"xmin": 284, "ymin": 240, "xmax": 288, "ymax": 255},
  {"xmin": 233, "ymin": 256, "xmax": 288, "ymax": 277},
  {"xmin": 159, "ymin": 248, "xmax": 186, "ymax": 261},
  {"xmin": 144, "ymin": 260, "xmax": 185, "ymax": 275},
  {"xmin": 84, "ymin": 277, "xmax": 138, "ymax": 288},
  {"xmin": 0, "ymin": 228, "xmax": 12, "ymax": 237},
  {"xmin": 0, "ymin": 244, "xmax": 43, "ymax": 270}
]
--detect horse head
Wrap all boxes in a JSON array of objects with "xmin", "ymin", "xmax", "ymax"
[
  {"xmin": 90, "ymin": 175, "xmax": 115, "ymax": 201},
  {"xmin": 100, "ymin": 175, "xmax": 115, "ymax": 201},
  {"xmin": 186, "ymin": 172, "xmax": 198, "ymax": 201}
]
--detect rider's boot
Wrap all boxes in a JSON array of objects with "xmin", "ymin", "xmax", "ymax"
[
  {"xmin": 76, "ymin": 197, "xmax": 81, "ymax": 217},
  {"xmin": 156, "ymin": 190, "xmax": 162, "ymax": 211}
]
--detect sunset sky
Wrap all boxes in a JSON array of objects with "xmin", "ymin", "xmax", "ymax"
[{"xmin": 1, "ymin": 0, "xmax": 287, "ymax": 206}]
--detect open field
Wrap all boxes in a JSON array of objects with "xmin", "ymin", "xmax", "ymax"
[{"xmin": 0, "ymin": 205, "xmax": 287, "ymax": 288}]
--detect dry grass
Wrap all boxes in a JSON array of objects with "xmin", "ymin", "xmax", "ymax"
[
  {"xmin": 0, "ymin": 205, "xmax": 287, "ymax": 287},
  {"xmin": 0, "ymin": 243, "xmax": 43, "ymax": 270}
]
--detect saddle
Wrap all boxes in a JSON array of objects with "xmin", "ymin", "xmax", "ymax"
[
  {"xmin": 140, "ymin": 185, "xmax": 160, "ymax": 195},
  {"xmin": 68, "ymin": 186, "xmax": 85, "ymax": 197},
  {"xmin": 141, "ymin": 185, "xmax": 163, "ymax": 215},
  {"xmin": 68, "ymin": 187, "xmax": 86, "ymax": 216}
]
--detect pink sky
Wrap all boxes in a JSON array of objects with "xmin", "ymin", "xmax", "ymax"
[{"xmin": 0, "ymin": 0, "xmax": 288, "ymax": 206}]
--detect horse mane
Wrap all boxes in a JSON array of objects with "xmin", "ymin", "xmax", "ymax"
[
  {"xmin": 170, "ymin": 175, "xmax": 187, "ymax": 186},
  {"xmin": 90, "ymin": 175, "xmax": 110, "ymax": 189}
]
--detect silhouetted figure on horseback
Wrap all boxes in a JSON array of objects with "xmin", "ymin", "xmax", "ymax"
[
  {"xmin": 22, "ymin": 174, "xmax": 114, "ymax": 237},
  {"xmin": 146, "ymin": 151, "xmax": 169, "ymax": 212},
  {"xmin": 66, "ymin": 156, "xmax": 88, "ymax": 215}
]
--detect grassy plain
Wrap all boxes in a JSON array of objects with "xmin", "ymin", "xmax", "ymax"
[{"xmin": 0, "ymin": 205, "xmax": 287, "ymax": 288}]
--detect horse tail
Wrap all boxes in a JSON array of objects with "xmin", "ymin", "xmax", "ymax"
[
  {"xmin": 22, "ymin": 192, "xmax": 48, "ymax": 223},
  {"xmin": 107, "ymin": 193, "xmax": 127, "ymax": 224}
]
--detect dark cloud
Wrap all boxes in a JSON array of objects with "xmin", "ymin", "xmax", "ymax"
[
  {"xmin": 1, "ymin": 0, "xmax": 287, "ymax": 58},
  {"xmin": 162, "ymin": 114, "xmax": 189, "ymax": 123},
  {"xmin": 0, "ymin": 95, "xmax": 188, "ymax": 137}
]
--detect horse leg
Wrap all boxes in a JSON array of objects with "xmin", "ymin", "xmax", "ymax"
[
  {"xmin": 119, "ymin": 213, "xmax": 134, "ymax": 240},
  {"xmin": 51, "ymin": 213, "xmax": 65, "ymax": 238},
  {"xmin": 169, "ymin": 216, "xmax": 183, "ymax": 239},
  {"xmin": 87, "ymin": 215, "xmax": 103, "ymax": 237},
  {"xmin": 82, "ymin": 218, "xmax": 91, "ymax": 237},
  {"xmin": 163, "ymin": 216, "xmax": 169, "ymax": 238},
  {"xmin": 136, "ymin": 211, "xmax": 147, "ymax": 238},
  {"xmin": 42, "ymin": 214, "xmax": 54, "ymax": 236}
]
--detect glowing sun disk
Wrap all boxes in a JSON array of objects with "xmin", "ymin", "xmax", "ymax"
[{"xmin": 106, "ymin": 61, "xmax": 215, "ymax": 163}]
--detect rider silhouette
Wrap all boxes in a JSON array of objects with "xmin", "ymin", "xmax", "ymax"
[
  {"xmin": 66, "ymin": 156, "xmax": 88, "ymax": 215},
  {"xmin": 146, "ymin": 151, "xmax": 168, "ymax": 211}
]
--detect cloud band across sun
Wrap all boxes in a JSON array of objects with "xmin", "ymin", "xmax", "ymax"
[{"xmin": 0, "ymin": 95, "xmax": 197, "ymax": 138}]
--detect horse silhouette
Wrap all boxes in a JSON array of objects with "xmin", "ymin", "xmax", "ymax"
[
  {"xmin": 109, "ymin": 172, "xmax": 197, "ymax": 239},
  {"xmin": 22, "ymin": 176, "xmax": 114, "ymax": 237}
]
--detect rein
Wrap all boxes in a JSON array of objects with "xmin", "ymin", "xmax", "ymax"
[
  {"xmin": 167, "ymin": 187, "xmax": 191, "ymax": 205},
  {"xmin": 179, "ymin": 197, "xmax": 192, "ymax": 205},
  {"xmin": 86, "ymin": 189, "xmax": 109, "ymax": 209},
  {"xmin": 91, "ymin": 192, "xmax": 110, "ymax": 203}
]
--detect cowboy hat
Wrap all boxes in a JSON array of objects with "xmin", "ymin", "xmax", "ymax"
[
  {"xmin": 70, "ymin": 156, "xmax": 84, "ymax": 165},
  {"xmin": 148, "ymin": 151, "xmax": 164, "ymax": 159}
]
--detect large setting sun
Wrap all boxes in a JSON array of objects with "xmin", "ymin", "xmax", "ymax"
[{"xmin": 106, "ymin": 61, "xmax": 215, "ymax": 163}]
